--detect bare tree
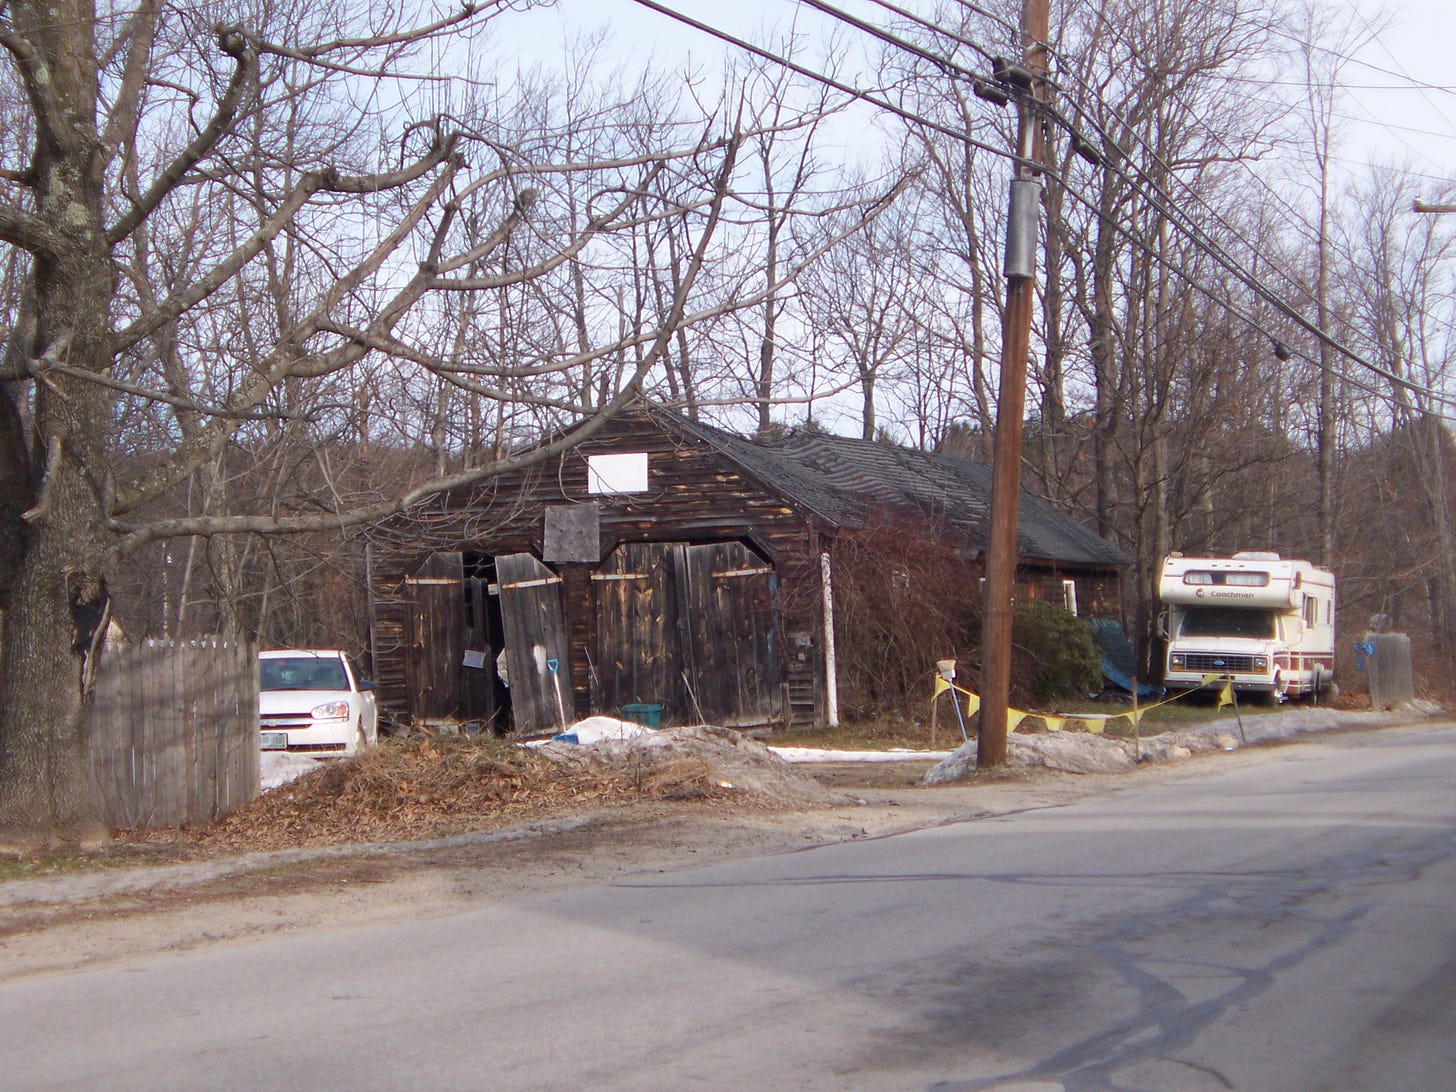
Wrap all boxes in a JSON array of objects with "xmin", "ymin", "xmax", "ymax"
[
  {"xmin": 0, "ymin": 1, "xmax": 857, "ymax": 847},
  {"xmin": 1287, "ymin": 1, "xmax": 1382, "ymax": 569},
  {"xmin": 1336, "ymin": 168, "xmax": 1456, "ymax": 676},
  {"xmin": 801, "ymin": 191, "xmax": 925, "ymax": 440}
]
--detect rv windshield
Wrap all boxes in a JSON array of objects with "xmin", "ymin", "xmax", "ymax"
[{"xmin": 1179, "ymin": 607, "xmax": 1276, "ymax": 639}]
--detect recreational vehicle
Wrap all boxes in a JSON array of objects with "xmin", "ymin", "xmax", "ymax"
[{"xmin": 1158, "ymin": 552, "xmax": 1336, "ymax": 703}]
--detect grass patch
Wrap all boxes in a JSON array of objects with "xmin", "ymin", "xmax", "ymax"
[{"xmin": 0, "ymin": 849, "xmax": 139, "ymax": 880}]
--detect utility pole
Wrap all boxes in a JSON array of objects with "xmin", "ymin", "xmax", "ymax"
[
  {"xmin": 1413, "ymin": 200, "xmax": 1456, "ymax": 214},
  {"xmin": 977, "ymin": 0, "xmax": 1049, "ymax": 768}
]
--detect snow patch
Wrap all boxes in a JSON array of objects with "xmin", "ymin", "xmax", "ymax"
[
  {"xmin": 532, "ymin": 722, "xmax": 843, "ymax": 805},
  {"xmin": 770, "ymin": 746, "xmax": 956, "ymax": 763},
  {"xmin": 260, "ymin": 751, "xmax": 323, "ymax": 791}
]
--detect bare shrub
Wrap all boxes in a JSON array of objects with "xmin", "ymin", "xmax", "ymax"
[{"xmin": 828, "ymin": 509, "xmax": 981, "ymax": 717}]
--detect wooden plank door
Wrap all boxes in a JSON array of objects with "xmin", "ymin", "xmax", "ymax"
[
  {"xmin": 593, "ymin": 542, "xmax": 686, "ymax": 719},
  {"xmin": 404, "ymin": 552, "xmax": 464, "ymax": 720},
  {"xmin": 681, "ymin": 541, "xmax": 782, "ymax": 726},
  {"xmin": 496, "ymin": 553, "xmax": 574, "ymax": 735}
]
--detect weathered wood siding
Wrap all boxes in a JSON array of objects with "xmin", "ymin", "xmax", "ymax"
[
  {"xmin": 1017, "ymin": 567, "xmax": 1123, "ymax": 621},
  {"xmin": 88, "ymin": 638, "xmax": 259, "ymax": 829},
  {"xmin": 681, "ymin": 541, "xmax": 781, "ymax": 725},
  {"xmin": 591, "ymin": 540, "xmax": 782, "ymax": 726},
  {"xmin": 594, "ymin": 541, "xmax": 679, "ymax": 714}
]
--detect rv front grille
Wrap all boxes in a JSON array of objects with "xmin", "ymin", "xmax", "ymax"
[{"xmin": 1184, "ymin": 652, "xmax": 1258, "ymax": 673}]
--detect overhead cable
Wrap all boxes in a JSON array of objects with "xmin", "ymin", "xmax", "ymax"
[{"xmin": 629, "ymin": 0, "xmax": 1455, "ymax": 415}]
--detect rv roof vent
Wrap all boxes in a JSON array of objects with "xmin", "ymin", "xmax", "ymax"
[{"xmin": 1232, "ymin": 551, "xmax": 1282, "ymax": 561}]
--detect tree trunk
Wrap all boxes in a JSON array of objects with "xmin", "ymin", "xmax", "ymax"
[
  {"xmin": 1090, "ymin": 170, "xmax": 1120, "ymax": 539},
  {"xmin": 860, "ymin": 371, "xmax": 877, "ymax": 441},
  {"xmin": 0, "ymin": 2, "xmax": 114, "ymax": 848}
]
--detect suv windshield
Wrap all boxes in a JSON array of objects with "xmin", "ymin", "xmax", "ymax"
[
  {"xmin": 261, "ymin": 657, "xmax": 348, "ymax": 691},
  {"xmin": 1179, "ymin": 607, "xmax": 1276, "ymax": 639}
]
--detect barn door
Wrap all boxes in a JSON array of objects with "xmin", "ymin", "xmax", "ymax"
[
  {"xmin": 592, "ymin": 540, "xmax": 780, "ymax": 727},
  {"xmin": 496, "ymin": 553, "xmax": 574, "ymax": 735},
  {"xmin": 681, "ymin": 542, "xmax": 781, "ymax": 726},
  {"xmin": 593, "ymin": 542, "xmax": 688, "ymax": 718},
  {"xmin": 404, "ymin": 552, "xmax": 465, "ymax": 720}
]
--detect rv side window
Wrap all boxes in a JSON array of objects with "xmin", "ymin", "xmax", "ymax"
[
  {"xmin": 1183, "ymin": 570, "xmax": 1270, "ymax": 587},
  {"xmin": 1304, "ymin": 598, "xmax": 1318, "ymax": 626},
  {"xmin": 1179, "ymin": 607, "xmax": 1277, "ymax": 639}
]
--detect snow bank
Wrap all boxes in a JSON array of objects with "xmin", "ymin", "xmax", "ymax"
[
  {"xmin": 920, "ymin": 732, "xmax": 1136, "ymax": 784},
  {"xmin": 528, "ymin": 702, "xmax": 1442, "ymax": 793},
  {"xmin": 531, "ymin": 722, "xmax": 844, "ymax": 805},
  {"xmin": 923, "ymin": 700, "xmax": 1443, "ymax": 785}
]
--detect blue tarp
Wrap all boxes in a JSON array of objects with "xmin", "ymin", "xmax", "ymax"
[{"xmin": 1090, "ymin": 618, "xmax": 1163, "ymax": 699}]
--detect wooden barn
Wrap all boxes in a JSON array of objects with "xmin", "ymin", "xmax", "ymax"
[{"xmin": 366, "ymin": 403, "xmax": 1131, "ymax": 735}]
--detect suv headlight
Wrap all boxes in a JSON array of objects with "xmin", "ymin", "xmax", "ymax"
[
  {"xmin": 1170, "ymin": 653, "xmax": 1185, "ymax": 669},
  {"xmin": 1252, "ymin": 656, "xmax": 1268, "ymax": 671},
  {"xmin": 311, "ymin": 700, "xmax": 350, "ymax": 721}
]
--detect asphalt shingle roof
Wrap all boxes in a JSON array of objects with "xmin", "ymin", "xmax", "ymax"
[{"xmin": 662, "ymin": 410, "xmax": 1130, "ymax": 568}]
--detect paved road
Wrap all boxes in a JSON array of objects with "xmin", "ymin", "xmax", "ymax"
[{"xmin": 3, "ymin": 724, "xmax": 1453, "ymax": 1090}]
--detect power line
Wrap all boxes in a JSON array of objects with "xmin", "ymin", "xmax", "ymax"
[
  {"xmin": 854, "ymin": 0, "xmax": 1456, "ymax": 411},
  {"xmin": 628, "ymin": 0, "xmax": 1454, "ymax": 415},
  {"xmin": 847, "ymin": 3, "xmax": 1452, "ymax": 412},
  {"xmin": 840, "ymin": 0, "xmax": 1456, "ymax": 411},
  {"xmin": 625, "ymin": 0, "xmax": 1028, "ymax": 167},
  {"xmin": 860, "ymin": 0, "xmax": 1004, "ymax": 61}
]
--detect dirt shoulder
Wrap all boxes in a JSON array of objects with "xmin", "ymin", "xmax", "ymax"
[{"xmin": 0, "ymin": 749, "xmax": 1265, "ymax": 984}]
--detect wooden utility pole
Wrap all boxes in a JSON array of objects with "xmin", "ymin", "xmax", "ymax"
[{"xmin": 977, "ymin": 0, "xmax": 1050, "ymax": 767}]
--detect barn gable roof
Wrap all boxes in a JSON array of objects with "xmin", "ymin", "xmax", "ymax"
[{"xmin": 647, "ymin": 407, "xmax": 1130, "ymax": 568}]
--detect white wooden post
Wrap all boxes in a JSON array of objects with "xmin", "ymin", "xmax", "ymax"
[{"xmin": 820, "ymin": 551, "xmax": 840, "ymax": 728}]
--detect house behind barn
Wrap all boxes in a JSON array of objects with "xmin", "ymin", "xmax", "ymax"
[{"xmin": 367, "ymin": 404, "xmax": 1131, "ymax": 735}]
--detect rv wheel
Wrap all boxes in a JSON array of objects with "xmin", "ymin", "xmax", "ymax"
[{"xmin": 1262, "ymin": 675, "xmax": 1285, "ymax": 706}]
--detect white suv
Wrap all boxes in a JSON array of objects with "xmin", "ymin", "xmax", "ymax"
[{"xmin": 259, "ymin": 649, "xmax": 380, "ymax": 757}]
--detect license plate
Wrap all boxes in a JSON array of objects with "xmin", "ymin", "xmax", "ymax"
[{"xmin": 260, "ymin": 731, "xmax": 288, "ymax": 751}]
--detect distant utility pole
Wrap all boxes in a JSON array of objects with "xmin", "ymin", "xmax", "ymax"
[{"xmin": 977, "ymin": 0, "xmax": 1050, "ymax": 768}]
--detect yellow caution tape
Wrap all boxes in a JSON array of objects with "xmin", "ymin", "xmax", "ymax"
[{"xmin": 930, "ymin": 672, "xmax": 1228, "ymax": 734}]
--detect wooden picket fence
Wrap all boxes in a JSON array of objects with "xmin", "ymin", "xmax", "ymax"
[{"xmin": 88, "ymin": 638, "xmax": 259, "ymax": 830}]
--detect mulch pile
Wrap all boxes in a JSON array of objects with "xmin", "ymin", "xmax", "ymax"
[{"xmin": 152, "ymin": 734, "xmax": 762, "ymax": 854}]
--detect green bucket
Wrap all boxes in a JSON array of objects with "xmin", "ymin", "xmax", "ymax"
[{"xmin": 620, "ymin": 702, "xmax": 663, "ymax": 728}]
